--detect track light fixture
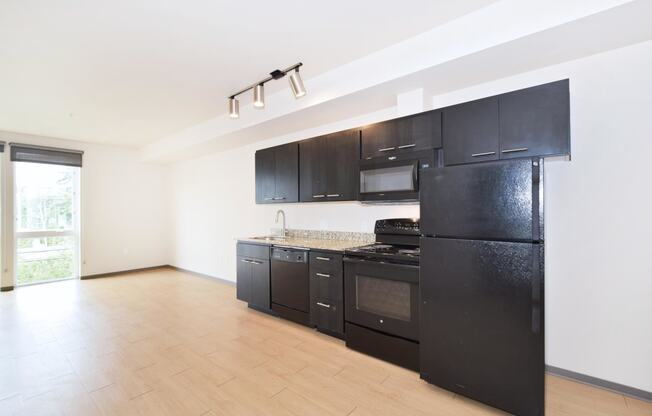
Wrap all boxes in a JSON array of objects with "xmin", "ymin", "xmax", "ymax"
[
  {"xmin": 253, "ymin": 84, "xmax": 265, "ymax": 108},
  {"xmin": 289, "ymin": 68, "xmax": 306, "ymax": 98},
  {"xmin": 228, "ymin": 97, "xmax": 239, "ymax": 118},
  {"xmin": 227, "ymin": 62, "xmax": 305, "ymax": 119}
]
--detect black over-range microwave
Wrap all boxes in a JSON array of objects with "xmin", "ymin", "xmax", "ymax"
[{"xmin": 358, "ymin": 150, "xmax": 437, "ymax": 203}]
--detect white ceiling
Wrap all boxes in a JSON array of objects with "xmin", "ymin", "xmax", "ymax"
[{"xmin": 0, "ymin": 0, "xmax": 497, "ymax": 147}]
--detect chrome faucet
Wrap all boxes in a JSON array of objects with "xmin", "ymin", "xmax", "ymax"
[{"xmin": 275, "ymin": 209, "xmax": 287, "ymax": 238}]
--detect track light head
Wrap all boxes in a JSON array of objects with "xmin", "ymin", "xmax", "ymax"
[
  {"xmin": 253, "ymin": 84, "xmax": 265, "ymax": 108},
  {"xmin": 289, "ymin": 69, "xmax": 306, "ymax": 99},
  {"xmin": 228, "ymin": 97, "xmax": 239, "ymax": 118}
]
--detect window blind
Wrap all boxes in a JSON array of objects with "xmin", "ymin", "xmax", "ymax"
[{"xmin": 10, "ymin": 143, "xmax": 83, "ymax": 167}]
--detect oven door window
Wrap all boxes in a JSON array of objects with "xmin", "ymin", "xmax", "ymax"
[
  {"xmin": 360, "ymin": 164, "xmax": 416, "ymax": 194},
  {"xmin": 356, "ymin": 275, "xmax": 411, "ymax": 321}
]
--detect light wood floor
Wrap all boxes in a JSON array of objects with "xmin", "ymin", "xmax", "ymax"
[{"xmin": 0, "ymin": 268, "xmax": 650, "ymax": 416}]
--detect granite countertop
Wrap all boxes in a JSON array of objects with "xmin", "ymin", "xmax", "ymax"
[{"xmin": 238, "ymin": 229, "xmax": 374, "ymax": 253}]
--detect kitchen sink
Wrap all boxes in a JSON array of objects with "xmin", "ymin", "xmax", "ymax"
[{"xmin": 250, "ymin": 236, "xmax": 288, "ymax": 242}]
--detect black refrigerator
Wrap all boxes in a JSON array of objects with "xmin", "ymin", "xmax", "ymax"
[{"xmin": 419, "ymin": 158, "xmax": 544, "ymax": 416}]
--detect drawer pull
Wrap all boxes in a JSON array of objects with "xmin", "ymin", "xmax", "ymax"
[
  {"xmin": 316, "ymin": 302, "xmax": 331, "ymax": 309},
  {"xmin": 315, "ymin": 273, "xmax": 331, "ymax": 278},
  {"xmin": 398, "ymin": 143, "xmax": 416, "ymax": 149},
  {"xmin": 315, "ymin": 256, "xmax": 331, "ymax": 261},
  {"xmin": 378, "ymin": 147, "xmax": 396, "ymax": 152},
  {"xmin": 388, "ymin": 156, "xmax": 397, "ymax": 161},
  {"xmin": 313, "ymin": 194, "xmax": 325, "ymax": 198},
  {"xmin": 471, "ymin": 151, "xmax": 496, "ymax": 157},
  {"xmin": 272, "ymin": 196, "xmax": 286, "ymax": 200},
  {"xmin": 326, "ymin": 194, "xmax": 340, "ymax": 198},
  {"xmin": 502, "ymin": 147, "xmax": 529, "ymax": 153},
  {"xmin": 264, "ymin": 197, "xmax": 274, "ymax": 201}
]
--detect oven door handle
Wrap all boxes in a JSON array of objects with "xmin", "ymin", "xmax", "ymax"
[{"xmin": 343, "ymin": 256, "xmax": 420, "ymax": 271}]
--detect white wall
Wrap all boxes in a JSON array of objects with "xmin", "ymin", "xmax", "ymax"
[
  {"xmin": 0, "ymin": 131, "xmax": 169, "ymax": 286},
  {"xmin": 168, "ymin": 107, "xmax": 420, "ymax": 282},
  {"xmin": 168, "ymin": 40, "xmax": 652, "ymax": 392}
]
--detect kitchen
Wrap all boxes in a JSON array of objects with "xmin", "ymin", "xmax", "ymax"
[
  {"xmin": 3, "ymin": 2, "xmax": 651, "ymax": 415},
  {"xmin": 237, "ymin": 79, "xmax": 566, "ymax": 416}
]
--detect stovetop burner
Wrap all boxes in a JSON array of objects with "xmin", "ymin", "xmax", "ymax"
[
  {"xmin": 346, "ymin": 243, "xmax": 420, "ymax": 264},
  {"xmin": 345, "ymin": 218, "xmax": 421, "ymax": 265}
]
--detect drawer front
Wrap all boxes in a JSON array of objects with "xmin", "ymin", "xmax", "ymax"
[
  {"xmin": 309, "ymin": 252, "xmax": 343, "ymax": 274},
  {"xmin": 310, "ymin": 298, "xmax": 344, "ymax": 335},
  {"xmin": 237, "ymin": 243, "xmax": 270, "ymax": 260},
  {"xmin": 310, "ymin": 268, "xmax": 343, "ymax": 301}
]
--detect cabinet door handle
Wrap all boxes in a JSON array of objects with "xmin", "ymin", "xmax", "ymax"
[
  {"xmin": 316, "ymin": 302, "xmax": 331, "ymax": 309},
  {"xmin": 378, "ymin": 147, "xmax": 396, "ymax": 152},
  {"xmin": 471, "ymin": 151, "xmax": 497, "ymax": 157},
  {"xmin": 313, "ymin": 194, "xmax": 325, "ymax": 198},
  {"xmin": 398, "ymin": 144, "xmax": 416, "ymax": 149},
  {"xmin": 315, "ymin": 256, "xmax": 331, "ymax": 261},
  {"xmin": 388, "ymin": 156, "xmax": 397, "ymax": 161},
  {"xmin": 250, "ymin": 260, "xmax": 262, "ymax": 265},
  {"xmin": 315, "ymin": 273, "xmax": 331, "ymax": 278},
  {"xmin": 273, "ymin": 196, "xmax": 286, "ymax": 200},
  {"xmin": 241, "ymin": 259, "xmax": 253, "ymax": 264},
  {"xmin": 326, "ymin": 194, "xmax": 340, "ymax": 198},
  {"xmin": 502, "ymin": 147, "xmax": 529, "ymax": 153},
  {"xmin": 264, "ymin": 197, "xmax": 274, "ymax": 201}
]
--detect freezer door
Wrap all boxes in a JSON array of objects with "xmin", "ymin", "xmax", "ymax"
[
  {"xmin": 420, "ymin": 158, "xmax": 542, "ymax": 241},
  {"xmin": 419, "ymin": 237, "xmax": 544, "ymax": 416}
]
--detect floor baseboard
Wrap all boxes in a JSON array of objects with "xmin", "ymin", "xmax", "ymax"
[
  {"xmin": 166, "ymin": 265, "xmax": 236, "ymax": 286},
  {"xmin": 81, "ymin": 265, "xmax": 168, "ymax": 280},
  {"xmin": 547, "ymin": 365, "xmax": 652, "ymax": 403},
  {"xmin": 0, "ymin": 285, "xmax": 14, "ymax": 292}
]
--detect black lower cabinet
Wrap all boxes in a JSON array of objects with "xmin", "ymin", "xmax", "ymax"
[
  {"xmin": 236, "ymin": 243, "xmax": 272, "ymax": 313},
  {"xmin": 309, "ymin": 252, "xmax": 344, "ymax": 337},
  {"xmin": 420, "ymin": 237, "xmax": 544, "ymax": 416}
]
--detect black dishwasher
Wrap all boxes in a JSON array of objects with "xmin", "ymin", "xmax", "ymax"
[{"xmin": 271, "ymin": 247, "xmax": 310, "ymax": 326}]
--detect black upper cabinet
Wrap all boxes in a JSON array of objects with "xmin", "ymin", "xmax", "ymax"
[
  {"xmin": 361, "ymin": 120, "xmax": 399, "ymax": 159},
  {"xmin": 325, "ymin": 130, "xmax": 360, "ymax": 201},
  {"xmin": 443, "ymin": 79, "xmax": 570, "ymax": 166},
  {"xmin": 255, "ymin": 143, "xmax": 299, "ymax": 204},
  {"xmin": 443, "ymin": 97, "xmax": 500, "ymax": 166},
  {"xmin": 399, "ymin": 111, "xmax": 442, "ymax": 153},
  {"xmin": 361, "ymin": 110, "xmax": 441, "ymax": 159},
  {"xmin": 255, "ymin": 147, "xmax": 276, "ymax": 203},
  {"xmin": 499, "ymin": 79, "xmax": 570, "ymax": 159},
  {"xmin": 300, "ymin": 129, "xmax": 360, "ymax": 202},
  {"xmin": 299, "ymin": 135, "xmax": 326, "ymax": 201}
]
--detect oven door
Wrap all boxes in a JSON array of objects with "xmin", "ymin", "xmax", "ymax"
[{"xmin": 344, "ymin": 257, "xmax": 419, "ymax": 341}]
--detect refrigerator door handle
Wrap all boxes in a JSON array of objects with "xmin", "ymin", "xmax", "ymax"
[{"xmin": 531, "ymin": 250, "xmax": 542, "ymax": 334}]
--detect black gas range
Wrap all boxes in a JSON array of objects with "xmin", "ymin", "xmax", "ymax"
[{"xmin": 343, "ymin": 218, "xmax": 421, "ymax": 371}]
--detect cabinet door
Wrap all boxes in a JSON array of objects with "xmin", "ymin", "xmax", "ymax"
[
  {"xmin": 324, "ymin": 130, "xmax": 360, "ymax": 201},
  {"xmin": 273, "ymin": 143, "xmax": 299, "ymax": 203},
  {"xmin": 236, "ymin": 256, "xmax": 252, "ymax": 302},
  {"xmin": 250, "ymin": 259, "xmax": 270, "ymax": 310},
  {"xmin": 500, "ymin": 79, "xmax": 570, "ymax": 159},
  {"xmin": 398, "ymin": 111, "xmax": 442, "ymax": 152},
  {"xmin": 360, "ymin": 120, "xmax": 399, "ymax": 159},
  {"xmin": 299, "ymin": 136, "xmax": 327, "ymax": 202},
  {"xmin": 443, "ymin": 97, "xmax": 500, "ymax": 166},
  {"xmin": 420, "ymin": 238, "xmax": 543, "ymax": 416},
  {"xmin": 255, "ymin": 147, "xmax": 276, "ymax": 203}
]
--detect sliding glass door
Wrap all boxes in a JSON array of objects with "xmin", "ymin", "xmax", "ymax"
[{"xmin": 14, "ymin": 162, "xmax": 80, "ymax": 285}]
